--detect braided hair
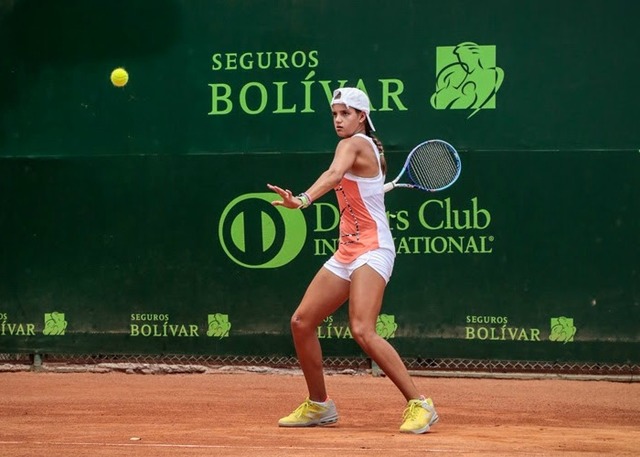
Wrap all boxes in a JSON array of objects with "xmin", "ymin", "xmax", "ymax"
[{"xmin": 364, "ymin": 121, "xmax": 387, "ymax": 176}]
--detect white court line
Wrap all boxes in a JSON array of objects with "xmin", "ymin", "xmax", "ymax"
[
  {"xmin": 0, "ymin": 440, "xmax": 556, "ymax": 455},
  {"xmin": 0, "ymin": 440, "xmax": 463, "ymax": 453}
]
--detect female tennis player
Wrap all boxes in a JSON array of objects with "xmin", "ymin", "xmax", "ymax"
[{"xmin": 267, "ymin": 87, "xmax": 438, "ymax": 434}]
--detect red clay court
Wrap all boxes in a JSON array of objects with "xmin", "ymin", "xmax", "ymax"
[{"xmin": 1, "ymin": 370, "xmax": 638, "ymax": 456}]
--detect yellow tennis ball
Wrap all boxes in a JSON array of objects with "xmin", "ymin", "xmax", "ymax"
[{"xmin": 110, "ymin": 67, "xmax": 129, "ymax": 87}]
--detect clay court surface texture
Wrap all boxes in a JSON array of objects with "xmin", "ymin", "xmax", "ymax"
[{"xmin": 1, "ymin": 369, "xmax": 638, "ymax": 456}]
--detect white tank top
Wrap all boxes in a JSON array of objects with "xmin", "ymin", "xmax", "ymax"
[{"xmin": 333, "ymin": 133, "xmax": 396, "ymax": 263}]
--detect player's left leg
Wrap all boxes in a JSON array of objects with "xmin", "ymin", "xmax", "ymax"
[
  {"xmin": 349, "ymin": 265, "xmax": 438, "ymax": 433},
  {"xmin": 348, "ymin": 264, "xmax": 419, "ymax": 400}
]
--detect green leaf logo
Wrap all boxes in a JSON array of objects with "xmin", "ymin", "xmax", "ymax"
[
  {"xmin": 43, "ymin": 312, "xmax": 67, "ymax": 336},
  {"xmin": 549, "ymin": 317, "xmax": 576, "ymax": 343},
  {"xmin": 431, "ymin": 42, "xmax": 504, "ymax": 118},
  {"xmin": 376, "ymin": 314, "xmax": 398, "ymax": 339},
  {"xmin": 207, "ymin": 313, "xmax": 231, "ymax": 338}
]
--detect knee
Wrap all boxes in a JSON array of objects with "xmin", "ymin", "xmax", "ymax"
[
  {"xmin": 290, "ymin": 313, "xmax": 315, "ymax": 336},
  {"xmin": 350, "ymin": 322, "xmax": 377, "ymax": 349}
]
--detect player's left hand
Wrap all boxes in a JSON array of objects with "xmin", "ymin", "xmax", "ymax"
[{"xmin": 267, "ymin": 184, "xmax": 302, "ymax": 209}]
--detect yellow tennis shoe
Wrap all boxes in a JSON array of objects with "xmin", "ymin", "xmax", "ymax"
[
  {"xmin": 399, "ymin": 396, "xmax": 439, "ymax": 434},
  {"xmin": 278, "ymin": 398, "xmax": 339, "ymax": 427}
]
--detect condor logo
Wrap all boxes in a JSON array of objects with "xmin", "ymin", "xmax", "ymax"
[
  {"xmin": 218, "ymin": 193, "xmax": 307, "ymax": 268},
  {"xmin": 431, "ymin": 42, "xmax": 504, "ymax": 119}
]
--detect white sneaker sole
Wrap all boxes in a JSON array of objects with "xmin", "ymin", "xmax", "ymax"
[
  {"xmin": 278, "ymin": 412, "xmax": 339, "ymax": 427},
  {"xmin": 400, "ymin": 411, "xmax": 439, "ymax": 434}
]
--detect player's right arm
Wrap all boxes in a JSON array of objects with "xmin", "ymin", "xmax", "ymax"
[{"xmin": 268, "ymin": 137, "xmax": 359, "ymax": 209}]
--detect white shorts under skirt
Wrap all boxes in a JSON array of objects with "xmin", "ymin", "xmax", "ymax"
[{"xmin": 323, "ymin": 248, "xmax": 396, "ymax": 284}]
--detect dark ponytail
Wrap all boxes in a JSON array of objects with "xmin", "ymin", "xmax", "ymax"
[{"xmin": 365, "ymin": 122, "xmax": 387, "ymax": 176}]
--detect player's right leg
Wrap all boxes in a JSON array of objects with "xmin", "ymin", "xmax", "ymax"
[{"xmin": 278, "ymin": 267, "xmax": 349, "ymax": 427}]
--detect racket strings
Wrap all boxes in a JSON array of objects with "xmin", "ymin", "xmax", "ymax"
[{"xmin": 408, "ymin": 142, "xmax": 460, "ymax": 190}]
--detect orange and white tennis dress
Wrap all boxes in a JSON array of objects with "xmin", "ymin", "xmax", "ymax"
[{"xmin": 323, "ymin": 133, "xmax": 396, "ymax": 283}]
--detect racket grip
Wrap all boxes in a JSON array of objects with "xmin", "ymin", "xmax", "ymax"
[{"xmin": 383, "ymin": 182, "xmax": 394, "ymax": 193}]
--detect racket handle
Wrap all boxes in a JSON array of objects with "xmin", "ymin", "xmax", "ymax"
[{"xmin": 383, "ymin": 182, "xmax": 394, "ymax": 193}]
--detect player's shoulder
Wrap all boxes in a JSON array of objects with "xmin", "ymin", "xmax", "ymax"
[{"xmin": 337, "ymin": 134, "xmax": 370, "ymax": 151}]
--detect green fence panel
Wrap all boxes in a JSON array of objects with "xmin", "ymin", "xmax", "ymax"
[
  {"xmin": 1, "ymin": 0, "xmax": 639, "ymax": 156},
  {"xmin": 0, "ymin": 151, "xmax": 637, "ymax": 362},
  {"xmin": 0, "ymin": 0, "xmax": 638, "ymax": 364}
]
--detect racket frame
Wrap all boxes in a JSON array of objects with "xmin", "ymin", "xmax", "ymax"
[{"xmin": 383, "ymin": 139, "xmax": 461, "ymax": 193}]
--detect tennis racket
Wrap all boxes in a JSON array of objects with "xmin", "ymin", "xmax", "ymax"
[{"xmin": 383, "ymin": 139, "xmax": 461, "ymax": 193}]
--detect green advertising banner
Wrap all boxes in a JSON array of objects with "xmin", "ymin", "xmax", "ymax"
[
  {"xmin": 1, "ymin": 0, "xmax": 639, "ymax": 156},
  {"xmin": 0, "ymin": 0, "xmax": 638, "ymax": 364},
  {"xmin": 0, "ymin": 151, "xmax": 637, "ymax": 362}
]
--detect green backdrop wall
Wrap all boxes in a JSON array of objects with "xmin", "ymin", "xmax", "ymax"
[{"xmin": 0, "ymin": 0, "xmax": 638, "ymax": 364}]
